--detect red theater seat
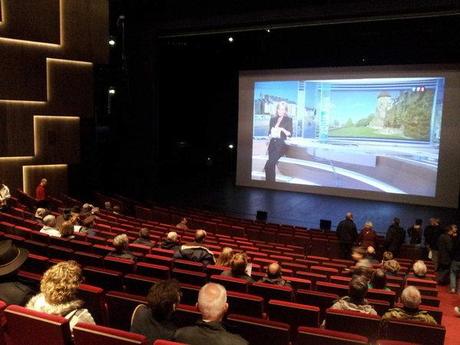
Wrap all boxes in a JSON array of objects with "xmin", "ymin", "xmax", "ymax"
[
  {"xmin": 249, "ymin": 282, "xmax": 293, "ymax": 302},
  {"xmin": 178, "ymin": 283, "xmax": 200, "ymax": 306},
  {"xmin": 316, "ymin": 281, "xmax": 349, "ymax": 297},
  {"xmin": 210, "ymin": 274, "xmax": 249, "ymax": 292},
  {"xmin": 310, "ymin": 265, "xmax": 339, "ymax": 277},
  {"xmin": 297, "ymin": 326, "xmax": 368, "ymax": 345},
  {"xmin": 227, "ymin": 291, "xmax": 264, "ymax": 317},
  {"xmin": 4, "ymin": 305, "xmax": 72, "ymax": 345},
  {"xmin": 174, "ymin": 304, "xmax": 202, "ymax": 328},
  {"xmin": 295, "ymin": 289, "xmax": 338, "ymax": 320},
  {"xmin": 142, "ymin": 253, "xmax": 174, "ymax": 268},
  {"xmin": 268, "ymin": 299, "xmax": 320, "ymax": 331},
  {"xmin": 325, "ymin": 308, "xmax": 381, "ymax": 342},
  {"xmin": 77, "ymin": 284, "xmax": 106, "ymax": 325},
  {"xmin": 284, "ymin": 276, "xmax": 311, "ymax": 290},
  {"xmin": 48, "ymin": 245, "xmax": 74, "ymax": 260},
  {"xmin": 22, "ymin": 253, "xmax": 49, "ymax": 274},
  {"xmin": 83, "ymin": 266, "xmax": 124, "ymax": 291},
  {"xmin": 296, "ymin": 271, "xmax": 328, "ymax": 287},
  {"xmin": 376, "ymin": 340, "xmax": 421, "ymax": 345},
  {"xmin": 367, "ymin": 288, "xmax": 396, "ymax": 306},
  {"xmin": 21, "ymin": 239, "xmax": 48, "ymax": 256},
  {"xmin": 74, "ymin": 251, "xmax": 103, "ymax": 267},
  {"xmin": 154, "ymin": 340, "xmax": 188, "ymax": 345},
  {"xmin": 124, "ymin": 274, "xmax": 160, "ymax": 295},
  {"xmin": 73, "ymin": 322, "xmax": 147, "ymax": 345},
  {"xmin": 105, "ymin": 291, "xmax": 147, "ymax": 331},
  {"xmin": 226, "ymin": 314, "xmax": 290, "ymax": 345},
  {"xmin": 420, "ymin": 295, "xmax": 440, "ymax": 307},
  {"xmin": 381, "ymin": 319, "xmax": 445, "ymax": 345},
  {"xmin": 172, "ymin": 268, "xmax": 207, "ymax": 286},
  {"xmin": 103, "ymin": 256, "xmax": 136, "ymax": 273},
  {"xmin": 136, "ymin": 262, "xmax": 170, "ymax": 279},
  {"xmin": 173, "ymin": 259, "xmax": 205, "ymax": 272},
  {"xmin": 150, "ymin": 248, "xmax": 175, "ymax": 257}
]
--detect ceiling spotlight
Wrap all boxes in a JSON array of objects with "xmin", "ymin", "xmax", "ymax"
[
  {"xmin": 228, "ymin": 144, "xmax": 234, "ymax": 149},
  {"xmin": 108, "ymin": 87, "xmax": 116, "ymax": 95},
  {"xmin": 266, "ymin": 29, "xmax": 271, "ymax": 33},
  {"xmin": 108, "ymin": 38, "xmax": 116, "ymax": 46},
  {"xmin": 228, "ymin": 36, "xmax": 234, "ymax": 43}
]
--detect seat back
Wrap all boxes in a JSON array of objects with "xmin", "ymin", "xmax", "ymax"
[
  {"xmin": 227, "ymin": 291, "xmax": 264, "ymax": 317},
  {"xmin": 297, "ymin": 326, "xmax": 368, "ymax": 345},
  {"xmin": 103, "ymin": 256, "xmax": 136, "ymax": 274},
  {"xmin": 172, "ymin": 268, "xmax": 207, "ymax": 286},
  {"xmin": 4, "ymin": 305, "xmax": 72, "ymax": 345},
  {"xmin": 174, "ymin": 304, "xmax": 202, "ymax": 328},
  {"xmin": 316, "ymin": 281, "xmax": 349, "ymax": 297},
  {"xmin": 105, "ymin": 291, "xmax": 147, "ymax": 331},
  {"xmin": 77, "ymin": 284, "xmax": 106, "ymax": 325},
  {"xmin": 73, "ymin": 322, "xmax": 147, "ymax": 345},
  {"xmin": 136, "ymin": 262, "xmax": 170, "ymax": 279},
  {"xmin": 226, "ymin": 314, "xmax": 290, "ymax": 345},
  {"xmin": 249, "ymin": 282, "xmax": 293, "ymax": 302},
  {"xmin": 326, "ymin": 308, "xmax": 381, "ymax": 342},
  {"xmin": 268, "ymin": 299, "xmax": 320, "ymax": 331},
  {"xmin": 382, "ymin": 319, "xmax": 445, "ymax": 345},
  {"xmin": 124, "ymin": 273, "xmax": 159, "ymax": 295},
  {"xmin": 83, "ymin": 266, "xmax": 123, "ymax": 291},
  {"xmin": 210, "ymin": 274, "xmax": 249, "ymax": 292},
  {"xmin": 295, "ymin": 289, "xmax": 339, "ymax": 320}
]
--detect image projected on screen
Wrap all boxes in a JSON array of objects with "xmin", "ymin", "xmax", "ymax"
[{"xmin": 252, "ymin": 77, "xmax": 445, "ymax": 197}]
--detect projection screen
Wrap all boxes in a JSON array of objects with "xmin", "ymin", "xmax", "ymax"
[{"xmin": 236, "ymin": 65, "xmax": 460, "ymax": 208}]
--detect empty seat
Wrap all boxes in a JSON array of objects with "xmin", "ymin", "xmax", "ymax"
[
  {"xmin": 381, "ymin": 319, "xmax": 445, "ymax": 345},
  {"xmin": 74, "ymin": 251, "xmax": 103, "ymax": 267},
  {"xmin": 142, "ymin": 254, "xmax": 174, "ymax": 268},
  {"xmin": 172, "ymin": 268, "xmax": 207, "ymax": 286},
  {"xmin": 296, "ymin": 271, "xmax": 328, "ymax": 287},
  {"xmin": 325, "ymin": 308, "xmax": 381, "ymax": 342},
  {"xmin": 420, "ymin": 295, "xmax": 440, "ymax": 307},
  {"xmin": 48, "ymin": 245, "xmax": 74, "ymax": 260},
  {"xmin": 105, "ymin": 291, "xmax": 147, "ymax": 331},
  {"xmin": 174, "ymin": 304, "xmax": 202, "ymax": 328},
  {"xmin": 249, "ymin": 282, "xmax": 293, "ymax": 303},
  {"xmin": 284, "ymin": 276, "xmax": 311, "ymax": 290},
  {"xmin": 22, "ymin": 253, "xmax": 49, "ymax": 274},
  {"xmin": 174, "ymin": 259, "xmax": 205, "ymax": 272},
  {"xmin": 77, "ymin": 284, "xmax": 106, "ymax": 325},
  {"xmin": 178, "ymin": 283, "xmax": 201, "ymax": 306},
  {"xmin": 310, "ymin": 265, "xmax": 339, "ymax": 277},
  {"xmin": 124, "ymin": 274, "xmax": 160, "ymax": 295},
  {"xmin": 73, "ymin": 322, "xmax": 147, "ymax": 345},
  {"xmin": 21, "ymin": 239, "xmax": 48, "ymax": 256},
  {"xmin": 268, "ymin": 299, "xmax": 320, "ymax": 333},
  {"xmin": 92, "ymin": 244, "xmax": 115, "ymax": 256},
  {"xmin": 210, "ymin": 274, "xmax": 249, "ymax": 292},
  {"xmin": 297, "ymin": 326, "xmax": 368, "ymax": 345},
  {"xmin": 295, "ymin": 289, "xmax": 339, "ymax": 320},
  {"xmin": 69, "ymin": 239, "xmax": 93, "ymax": 252},
  {"xmin": 316, "ymin": 281, "xmax": 349, "ymax": 297},
  {"xmin": 136, "ymin": 262, "xmax": 170, "ymax": 279},
  {"xmin": 227, "ymin": 291, "xmax": 264, "ymax": 317},
  {"xmin": 4, "ymin": 305, "xmax": 72, "ymax": 345},
  {"xmin": 83, "ymin": 266, "xmax": 123, "ymax": 291},
  {"xmin": 367, "ymin": 288, "xmax": 396, "ymax": 306},
  {"xmin": 226, "ymin": 313, "xmax": 290, "ymax": 345},
  {"xmin": 150, "ymin": 248, "xmax": 175, "ymax": 257}
]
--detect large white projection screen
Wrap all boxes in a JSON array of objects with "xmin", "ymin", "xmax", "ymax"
[{"xmin": 237, "ymin": 65, "xmax": 460, "ymax": 208}]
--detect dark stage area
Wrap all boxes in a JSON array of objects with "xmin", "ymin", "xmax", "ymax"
[{"xmin": 149, "ymin": 173, "xmax": 460, "ymax": 235}]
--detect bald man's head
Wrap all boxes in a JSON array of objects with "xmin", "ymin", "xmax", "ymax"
[
  {"xmin": 197, "ymin": 283, "xmax": 228, "ymax": 322},
  {"xmin": 267, "ymin": 262, "xmax": 282, "ymax": 279},
  {"xmin": 346, "ymin": 212, "xmax": 353, "ymax": 220},
  {"xmin": 195, "ymin": 229, "xmax": 207, "ymax": 243}
]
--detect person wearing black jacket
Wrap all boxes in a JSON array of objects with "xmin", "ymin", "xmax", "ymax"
[
  {"xmin": 407, "ymin": 219, "xmax": 423, "ymax": 245},
  {"xmin": 449, "ymin": 225, "xmax": 460, "ymax": 293},
  {"xmin": 173, "ymin": 229, "xmax": 216, "ymax": 265},
  {"xmin": 264, "ymin": 102, "xmax": 293, "ymax": 182},
  {"xmin": 437, "ymin": 225, "xmax": 455, "ymax": 284},
  {"xmin": 385, "ymin": 217, "xmax": 405, "ymax": 257},
  {"xmin": 424, "ymin": 218, "xmax": 442, "ymax": 270},
  {"xmin": 336, "ymin": 212, "xmax": 358, "ymax": 259},
  {"xmin": 159, "ymin": 231, "xmax": 181, "ymax": 251}
]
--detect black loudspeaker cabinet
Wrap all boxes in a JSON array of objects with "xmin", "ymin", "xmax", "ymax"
[{"xmin": 256, "ymin": 210, "xmax": 268, "ymax": 222}]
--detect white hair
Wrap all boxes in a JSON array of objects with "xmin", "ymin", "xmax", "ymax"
[
  {"xmin": 365, "ymin": 221, "xmax": 373, "ymax": 228},
  {"xmin": 401, "ymin": 286, "xmax": 421, "ymax": 309},
  {"xmin": 43, "ymin": 214, "xmax": 56, "ymax": 227},
  {"xmin": 413, "ymin": 260, "xmax": 427, "ymax": 276},
  {"xmin": 35, "ymin": 208, "xmax": 46, "ymax": 218},
  {"xmin": 198, "ymin": 283, "xmax": 227, "ymax": 321},
  {"xmin": 167, "ymin": 231, "xmax": 178, "ymax": 241}
]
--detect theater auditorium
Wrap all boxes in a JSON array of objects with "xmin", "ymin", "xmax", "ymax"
[{"xmin": 0, "ymin": 1, "xmax": 460, "ymax": 345}]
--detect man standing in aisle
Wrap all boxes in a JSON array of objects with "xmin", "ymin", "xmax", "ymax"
[{"xmin": 336, "ymin": 212, "xmax": 358, "ymax": 259}]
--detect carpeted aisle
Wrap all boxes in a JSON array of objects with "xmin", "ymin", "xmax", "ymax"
[{"xmin": 438, "ymin": 286, "xmax": 460, "ymax": 345}]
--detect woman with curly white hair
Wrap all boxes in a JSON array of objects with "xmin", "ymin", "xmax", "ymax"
[{"xmin": 26, "ymin": 260, "xmax": 95, "ymax": 331}]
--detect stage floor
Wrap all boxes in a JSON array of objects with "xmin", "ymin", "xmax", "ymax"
[{"xmin": 150, "ymin": 173, "xmax": 459, "ymax": 235}]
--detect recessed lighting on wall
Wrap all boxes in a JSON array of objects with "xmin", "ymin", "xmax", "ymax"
[{"xmin": 228, "ymin": 36, "xmax": 234, "ymax": 43}]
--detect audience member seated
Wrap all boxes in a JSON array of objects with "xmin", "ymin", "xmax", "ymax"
[
  {"xmin": 382, "ymin": 286, "xmax": 437, "ymax": 324},
  {"xmin": 382, "ymin": 251, "xmax": 394, "ymax": 263},
  {"xmin": 104, "ymin": 201, "xmax": 112, "ymax": 212},
  {"xmin": 215, "ymin": 247, "xmax": 233, "ymax": 267},
  {"xmin": 259, "ymin": 262, "xmax": 291, "ymax": 286},
  {"xmin": 160, "ymin": 231, "xmax": 181, "ymax": 251},
  {"xmin": 79, "ymin": 203, "xmax": 97, "ymax": 228},
  {"xmin": 40, "ymin": 215, "xmax": 61, "ymax": 237},
  {"xmin": 352, "ymin": 247, "xmax": 372, "ymax": 269},
  {"xmin": 59, "ymin": 221, "xmax": 75, "ymax": 239},
  {"xmin": 383, "ymin": 259, "xmax": 401, "ymax": 276},
  {"xmin": 26, "ymin": 261, "xmax": 95, "ymax": 331},
  {"xmin": 369, "ymin": 269, "xmax": 390, "ymax": 290},
  {"xmin": 113, "ymin": 205, "xmax": 121, "ymax": 215},
  {"xmin": 34, "ymin": 208, "xmax": 48, "ymax": 224},
  {"xmin": 330, "ymin": 275, "xmax": 377, "ymax": 315},
  {"xmin": 0, "ymin": 240, "xmax": 35, "ymax": 305},
  {"xmin": 174, "ymin": 283, "xmax": 248, "ymax": 345},
  {"xmin": 176, "ymin": 217, "xmax": 189, "ymax": 230},
  {"xmin": 221, "ymin": 252, "xmax": 254, "ymax": 283},
  {"xmin": 406, "ymin": 260, "xmax": 429, "ymax": 280},
  {"xmin": 133, "ymin": 228, "xmax": 155, "ymax": 247},
  {"xmin": 108, "ymin": 234, "xmax": 136, "ymax": 260},
  {"xmin": 56, "ymin": 208, "xmax": 72, "ymax": 230},
  {"xmin": 173, "ymin": 230, "xmax": 215, "ymax": 265},
  {"xmin": 365, "ymin": 246, "xmax": 379, "ymax": 265},
  {"xmin": 0, "ymin": 179, "xmax": 11, "ymax": 211},
  {"xmin": 131, "ymin": 280, "xmax": 181, "ymax": 343}
]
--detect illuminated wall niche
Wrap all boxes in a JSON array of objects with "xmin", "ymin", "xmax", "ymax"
[{"xmin": 0, "ymin": 0, "xmax": 107, "ymax": 196}]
